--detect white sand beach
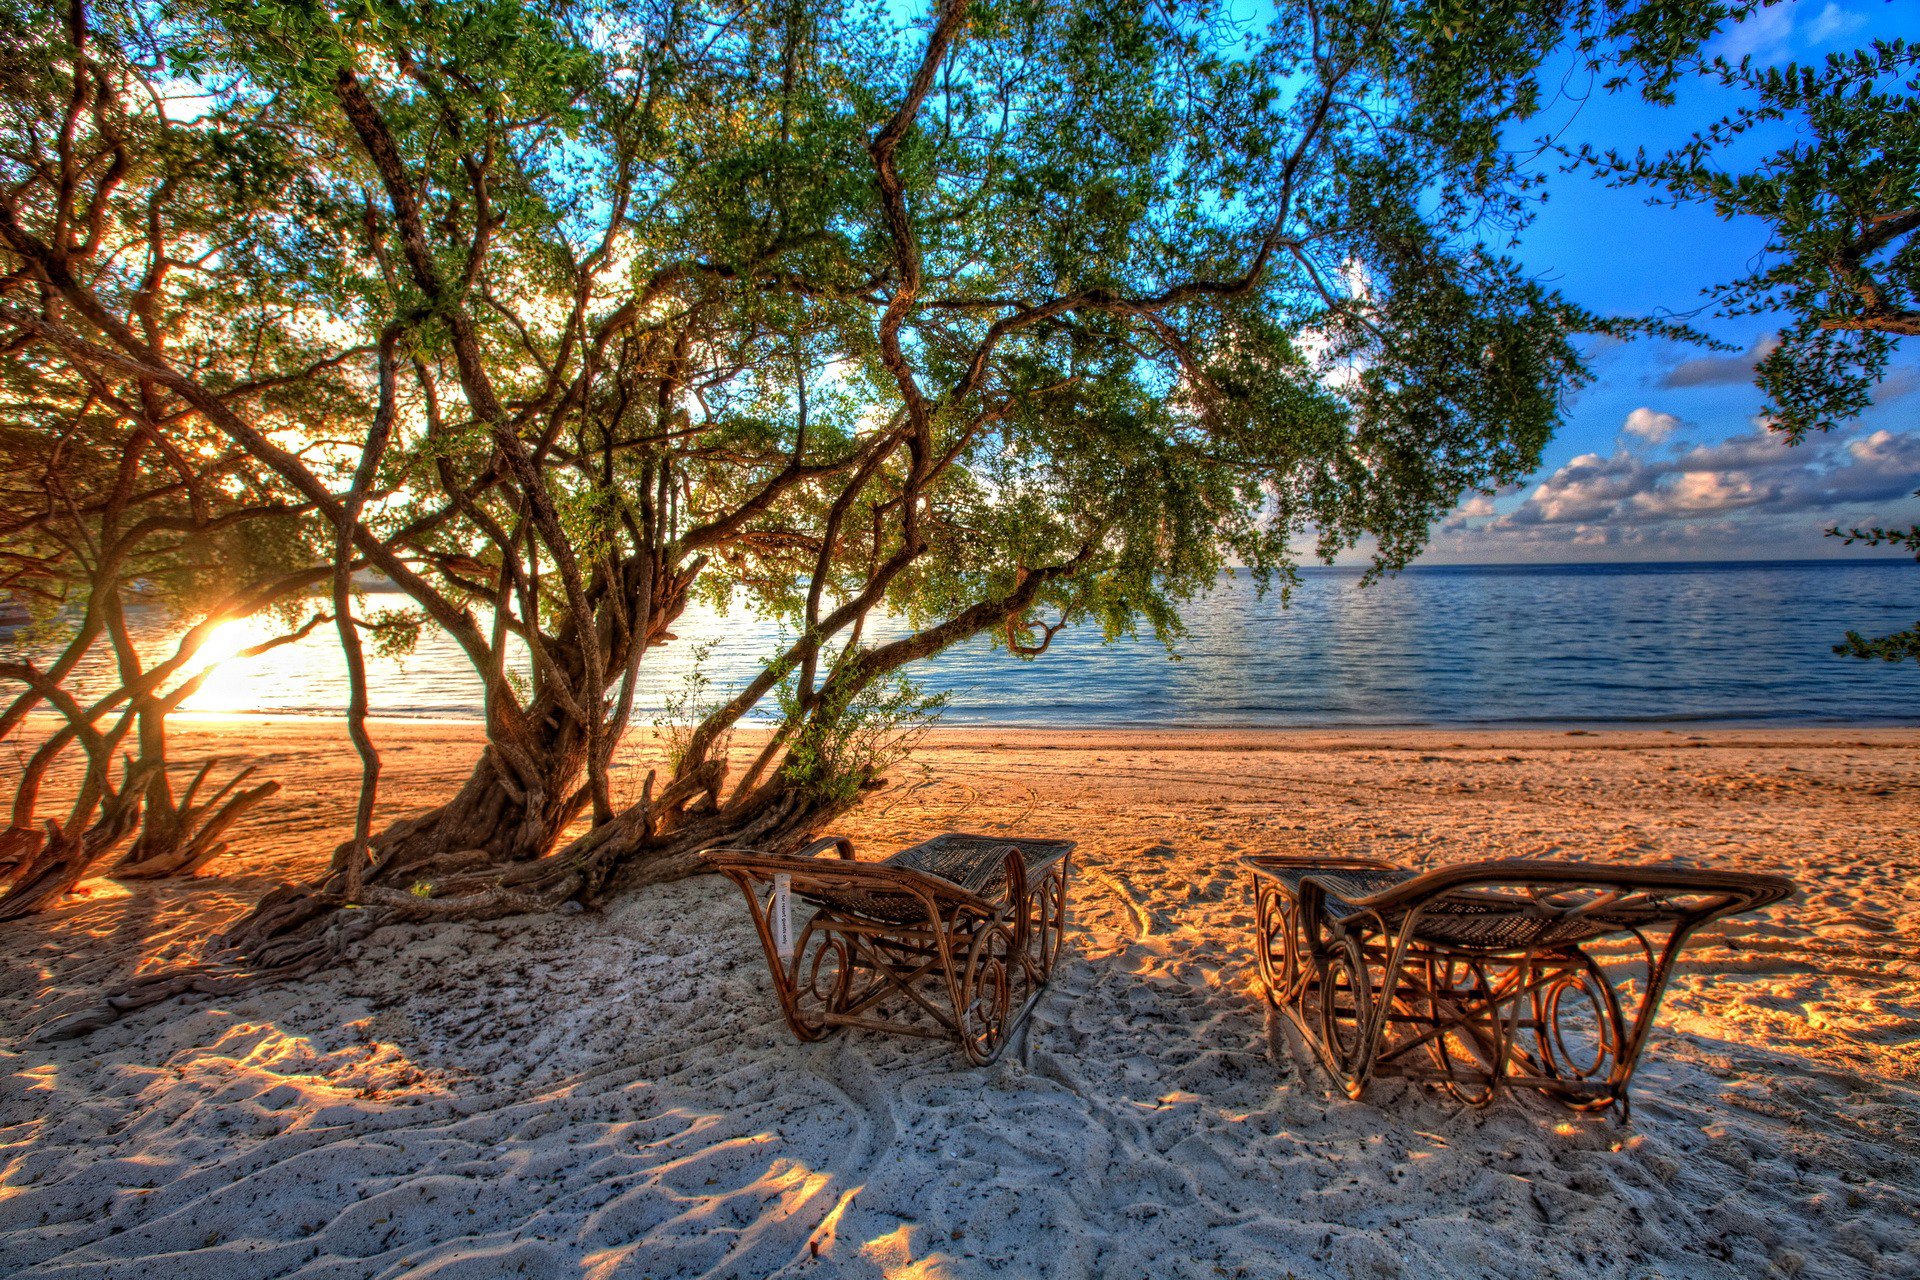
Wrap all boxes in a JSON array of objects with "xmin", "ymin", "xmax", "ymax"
[{"xmin": 2, "ymin": 723, "xmax": 1917, "ymax": 1278}]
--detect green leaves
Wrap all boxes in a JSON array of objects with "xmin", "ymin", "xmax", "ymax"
[
  {"xmin": 774, "ymin": 667, "xmax": 947, "ymax": 806},
  {"xmin": 1826, "ymin": 495, "xmax": 1920, "ymax": 664},
  {"xmin": 1575, "ymin": 38, "xmax": 1918, "ymax": 438}
]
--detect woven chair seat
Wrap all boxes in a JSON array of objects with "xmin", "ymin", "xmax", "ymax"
[{"xmin": 799, "ymin": 833, "xmax": 1075, "ymax": 923}]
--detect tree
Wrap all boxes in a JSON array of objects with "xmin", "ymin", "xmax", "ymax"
[
  {"xmin": 0, "ymin": 57, "xmax": 339, "ymax": 914},
  {"xmin": 2, "ymin": 0, "xmax": 1728, "ymax": 983},
  {"xmin": 1576, "ymin": 38, "xmax": 1917, "ymax": 438},
  {"xmin": 0, "ymin": 366, "xmax": 325, "ymax": 917},
  {"xmin": 1573, "ymin": 36, "xmax": 1917, "ymax": 659}
]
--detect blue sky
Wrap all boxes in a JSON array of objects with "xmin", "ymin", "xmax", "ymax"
[{"xmin": 1405, "ymin": 0, "xmax": 1920, "ymax": 564}]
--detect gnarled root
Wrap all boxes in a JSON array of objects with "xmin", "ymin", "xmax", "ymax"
[
  {"xmin": 40, "ymin": 759, "xmax": 852, "ymax": 1041},
  {"xmin": 0, "ymin": 774, "xmax": 151, "ymax": 922},
  {"xmin": 111, "ymin": 763, "xmax": 281, "ymax": 880}
]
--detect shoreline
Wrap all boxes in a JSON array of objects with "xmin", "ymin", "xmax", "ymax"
[{"xmin": 114, "ymin": 710, "xmax": 1920, "ymax": 735}]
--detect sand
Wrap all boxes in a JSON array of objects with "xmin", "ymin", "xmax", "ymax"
[{"xmin": 2, "ymin": 721, "xmax": 1917, "ymax": 1279}]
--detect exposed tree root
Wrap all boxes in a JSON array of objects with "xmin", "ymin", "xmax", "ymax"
[
  {"xmin": 34, "ymin": 760, "xmax": 851, "ymax": 1041},
  {"xmin": 0, "ymin": 765, "xmax": 153, "ymax": 922},
  {"xmin": 111, "ymin": 763, "xmax": 282, "ymax": 880}
]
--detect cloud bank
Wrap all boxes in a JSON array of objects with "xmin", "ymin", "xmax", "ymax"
[{"xmin": 1432, "ymin": 413, "xmax": 1920, "ymax": 561}]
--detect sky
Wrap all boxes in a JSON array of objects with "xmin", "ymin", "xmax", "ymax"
[{"xmin": 1397, "ymin": 0, "xmax": 1920, "ymax": 565}]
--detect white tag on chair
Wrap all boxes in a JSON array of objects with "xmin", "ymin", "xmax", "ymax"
[{"xmin": 773, "ymin": 873, "xmax": 794, "ymax": 961}]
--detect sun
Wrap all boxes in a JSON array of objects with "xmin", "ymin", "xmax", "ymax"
[
  {"xmin": 176, "ymin": 614, "xmax": 278, "ymax": 714},
  {"xmin": 193, "ymin": 616, "xmax": 257, "ymax": 666}
]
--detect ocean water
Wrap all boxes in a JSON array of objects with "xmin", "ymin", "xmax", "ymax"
[{"xmin": 11, "ymin": 560, "xmax": 1920, "ymax": 727}]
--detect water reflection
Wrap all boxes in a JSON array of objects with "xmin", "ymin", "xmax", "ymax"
[{"xmin": 7, "ymin": 561, "xmax": 1920, "ymax": 726}]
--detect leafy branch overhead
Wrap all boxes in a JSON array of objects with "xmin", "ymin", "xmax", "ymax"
[
  {"xmin": 1829, "ymin": 489, "xmax": 1920, "ymax": 664},
  {"xmin": 1568, "ymin": 31, "xmax": 1918, "ymax": 665},
  {"xmin": 1574, "ymin": 39, "xmax": 1918, "ymax": 438}
]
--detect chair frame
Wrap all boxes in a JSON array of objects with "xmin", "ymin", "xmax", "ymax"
[
  {"xmin": 707, "ymin": 834, "xmax": 1074, "ymax": 1065},
  {"xmin": 1244, "ymin": 855, "xmax": 1793, "ymax": 1119}
]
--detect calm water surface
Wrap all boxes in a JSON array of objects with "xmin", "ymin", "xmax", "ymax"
[{"xmin": 12, "ymin": 560, "xmax": 1920, "ymax": 726}]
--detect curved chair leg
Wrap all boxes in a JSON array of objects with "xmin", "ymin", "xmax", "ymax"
[
  {"xmin": 956, "ymin": 918, "xmax": 1020, "ymax": 1065},
  {"xmin": 778, "ymin": 917, "xmax": 856, "ymax": 1042},
  {"xmin": 1531, "ymin": 949, "xmax": 1628, "ymax": 1111},
  {"xmin": 1418, "ymin": 955, "xmax": 1503, "ymax": 1106},
  {"xmin": 1252, "ymin": 878, "xmax": 1300, "ymax": 1006}
]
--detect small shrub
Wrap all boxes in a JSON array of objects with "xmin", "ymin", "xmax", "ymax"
[
  {"xmin": 775, "ymin": 669, "xmax": 947, "ymax": 809},
  {"xmin": 654, "ymin": 639, "xmax": 727, "ymax": 772}
]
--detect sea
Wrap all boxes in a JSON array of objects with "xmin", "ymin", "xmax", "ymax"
[{"xmin": 10, "ymin": 560, "xmax": 1920, "ymax": 728}]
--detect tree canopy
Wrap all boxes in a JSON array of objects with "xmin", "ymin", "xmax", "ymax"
[
  {"xmin": 0, "ymin": 0, "xmax": 1750, "ymax": 957},
  {"xmin": 1577, "ymin": 37, "xmax": 1917, "ymax": 438}
]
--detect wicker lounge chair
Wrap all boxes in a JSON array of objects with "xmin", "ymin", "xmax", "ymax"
[
  {"xmin": 1243, "ymin": 854, "xmax": 1793, "ymax": 1118},
  {"xmin": 705, "ymin": 832, "xmax": 1075, "ymax": 1064}
]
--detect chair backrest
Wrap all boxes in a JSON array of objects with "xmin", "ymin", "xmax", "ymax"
[
  {"xmin": 1303, "ymin": 858, "xmax": 1795, "ymax": 949},
  {"xmin": 702, "ymin": 847, "xmax": 1002, "ymax": 924}
]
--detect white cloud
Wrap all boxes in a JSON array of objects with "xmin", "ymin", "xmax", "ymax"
[
  {"xmin": 1711, "ymin": 1, "xmax": 1870, "ymax": 65},
  {"xmin": 1805, "ymin": 2, "xmax": 1867, "ymax": 44},
  {"xmin": 1713, "ymin": 2, "xmax": 1796, "ymax": 62},
  {"xmin": 1622, "ymin": 407, "xmax": 1681, "ymax": 443},
  {"xmin": 1456, "ymin": 494, "xmax": 1496, "ymax": 519},
  {"xmin": 1629, "ymin": 469, "xmax": 1767, "ymax": 518},
  {"xmin": 1517, "ymin": 452, "xmax": 1651, "ymax": 524},
  {"xmin": 1848, "ymin": 429, "xmax": 1918, "ymax": 469},
  {"xmin": 1658, "ymin": 335, "xmax": 1781, "ymax": 388}
]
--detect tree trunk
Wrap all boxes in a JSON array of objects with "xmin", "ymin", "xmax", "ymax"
[
  {"xmin": 219, "ymin": 715, "xmax": 596, "ymax": 967},
  {"xmin": 219, "ymin": 549, "xmax": 703, "ymax": 965}
]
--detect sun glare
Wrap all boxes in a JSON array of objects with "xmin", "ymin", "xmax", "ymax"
[
  {"xmin": 178, "ymin": 615, "xmax": 279, "ymax": 713},
  {"xmin": 197, "ymin": 617, "xmax": 257, "ymax": 665}
]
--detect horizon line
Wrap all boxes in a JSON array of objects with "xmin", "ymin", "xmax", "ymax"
[{"xmin": 1307, "ymin": 555, "xmax": 1919, "ymax": 571}]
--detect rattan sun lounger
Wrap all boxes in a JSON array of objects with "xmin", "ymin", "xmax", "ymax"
[
  {"xmin": 705, "ymin": 832, "xmax": 1075, "ymax": 1064},
  {"xmin": 1242, "ymin": 854, "xmax": 1793, "ymax": 1118}
]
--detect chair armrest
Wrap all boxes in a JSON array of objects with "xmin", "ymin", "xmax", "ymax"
[
  {"xmin": 1242, "ymin": 853, "xmax": 1400, "ymax": 877},
  {"xmin": 698, "ymin": 836, "xmax": 855, "ymax": 867},
  {"xmin": 1310, "ymin": 859, "xmax": 1794, "ymax": 918}
]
